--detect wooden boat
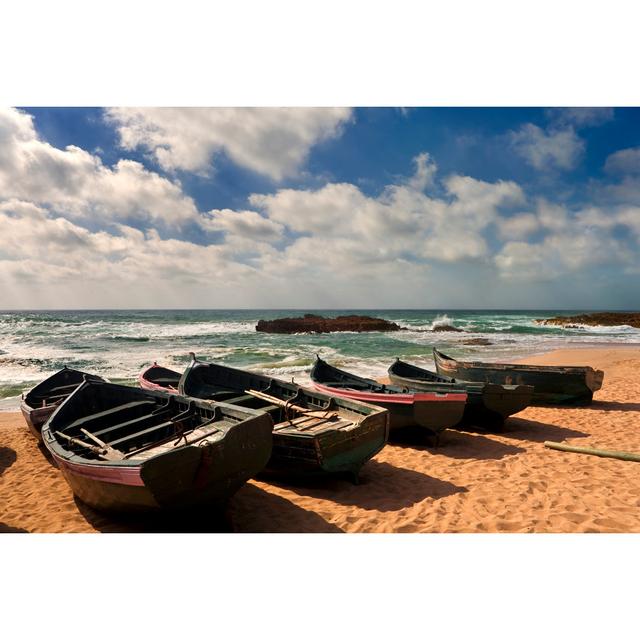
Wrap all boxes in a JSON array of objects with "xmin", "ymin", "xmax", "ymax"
[
  {"xmin": 146, "ymin": 356, "xmax": 389, "ymax": 481},
  {"xmin": 309, "ymin": 356, "xmax": 467, "ymax": 442},
  {"xmin": 433, "ymin": 348, "xmax": 604, "ymax": 406},
  {"xmin": 21, "ymin": 367, "xmax": 106, "ymax": 439},
  {"xmin": 138, "ymin": 362, "xmax": 181, "ymax": 393},
  {"xmin": 41, "ymin": 379, "xmax": 273, "ymax": 513},
  {"xmin": 388, "ymin": 358, "xmax": 533, "ymax": 429}
]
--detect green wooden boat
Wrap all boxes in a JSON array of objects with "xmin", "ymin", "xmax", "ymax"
[
  {"xmin": 171, "ymin": 355, "xmax": 389, "ymax": 482},
  {"xmin": 433, "ymin": 348, "xmax": 604, "ymax": 406},
  {"xmin": 21, "ymin": 367, "xmax": 106, "ymax": 439},
  {"xmin": 388, "ymin": 358, "xmax": 533, "ymax": 429},
  {"xmin": 41, "ymin": 380, "xmax": 273, "ymax": 513},
  {"xmin": 310, "ymin": 355, "xmax": 467, "ymax": 443}
]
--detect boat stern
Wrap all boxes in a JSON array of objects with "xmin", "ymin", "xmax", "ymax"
[
  {"xmin": 412, "ymin": 392, "xmax": 467, "ymax": 435},
  {"xmin": 481, "ymin": 383, "xmax": 534, "ymax": 419},
  {"xmin": 587, "ymin": 368, "xmax": 605, "ymax": 393},
  {"xmin": 140, "ymin": 410, "xmax": 273, "ymax": 509}
]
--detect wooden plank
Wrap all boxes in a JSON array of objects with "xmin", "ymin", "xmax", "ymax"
[
  {"xmin": 55, "ymin": 431, "xmax": 124, "ymax": 461},
  {"xmin": 64, "ymin": 400, "xmax": 156, "ymax": 432},
  {"xmin": 275, "ymin": 415, "xmax": 341, "ymax": 433},
  {"xmin": 544, "ymin": 441, "xmax": 640, "ymax": 462},
  {"xmin": 47, "ymin": 383, "xmax": 83, "ymax": 393},
  {"xmin": 127, "ymin": 423, "xmax": 222, "ymax": 460},
  {"xmin": 92, "ymin": 410, "xmax": 172, "ymax": 440},
  {"xmin": 108, "ymin": 419, "xmax": 176, "ymax": 447},
  {"xmin": 244, "ymin": 389, "xmax": 331, "ymax": 417}
]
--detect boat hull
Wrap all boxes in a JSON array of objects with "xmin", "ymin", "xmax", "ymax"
[
  {"xmin": 387, "ymin": 372, "xmax": 533, "ymax": 429},
  {"xmin": 21, "ymin": 368, "xmax": 107, "ymax": 439},
  {"xmin": 44, "ymin": 412, "xmax": 272, "ymax": 513},
  {"xmin": 311, "ymin": 381, "xmax": 466, "ymax": 436},
  {"xmin": 176, "ymin": 358, "xmax": 392, "ymax": 480},
  {"xmin": 434, "ymin": 350, "xmax": 604, "ymax": 406},
  {"xmin": 267, "ymin": 408, "xmax": 389, "ymax": 479},
  {"xmin": 20, "ymin": 401, "xmax": 55, "ymax": 439},
  {"xmin": 138, "ymin": 364, "xmax": 180, "ymax": 394}
]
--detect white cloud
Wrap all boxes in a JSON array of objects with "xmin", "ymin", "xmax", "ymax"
[
  {"xmin": 536, "ymin": 199, "xmax": 570, "ymax": 231},
  {"xmin": 202, "ymin": 208, "xmax": 284, "ymax": 243},
  {"xmin": 105, "ymin": 107, "xmax": 353, "ymax": 180},
  {"xmin": 406, "ymin": 152, "xmax": 437, "ymax": 191},
  {"xmin": 604, "ymin": 146, "xmax": 640, "ymax": 174},
  {"xmin": 549, "ymin": 107, "xmax": 614, "ymax": 129},
  {"xmin": 510, "ymin": 123, "xmax": 584, "ymax": 170},
  {"xmin": 0, "ymin": 107, "xmax": 200, "ymax": 228},
  {"xmin": 1, "ymin": 106, "xmax": 639, "ymax": 309},
  {"xmin": 0, "ymin": 199, "xmax": 266, "ymax": 307},
  {"xmin": 498, "ymin": 213, "xmax": 540, "ymax": 240},
  {"xmin": 251, "ymin": 161, "xmax": 524, "ymax": 267},
  {"xmin": 494, "ymin": 203, "xmax": 639, "ymax": 280}
]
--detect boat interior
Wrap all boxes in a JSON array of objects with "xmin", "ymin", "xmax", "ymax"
[
  {"xmin": 143, "ymin": 365, "xmax": 181, "ymax": 388},
  {"xmin": 312, "ymin": 358, "xmax": 397, "ymax": 394},
  {"xmin": 183, "ymin": 364, "xmax": 365, "ymax": 434},
  {"xmin": 25, "ymin": 369, "xmax": 103, "ymax": 409},
  {"xmin": 50, "ymin": 384, "xmax": 237, "ymax": 461}
]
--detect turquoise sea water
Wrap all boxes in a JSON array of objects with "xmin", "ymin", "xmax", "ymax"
[{"xmin": 1, "ymin": 309, "xmax": 639, "ymax": 408}]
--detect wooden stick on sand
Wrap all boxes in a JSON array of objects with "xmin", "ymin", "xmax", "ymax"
[{"xmin": 544, "ymin": 441, "xmax": 640, "ymax": 462}]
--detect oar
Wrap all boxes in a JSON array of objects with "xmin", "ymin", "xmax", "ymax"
[
  {"xmin": 544, "ymin": 441, "xmax": 640, "ymax": 462},
  {"xmin": 55, "ymin": 431, "xmax": 125, "ymax": 461},
  {"xmin": 244, "ymin": 389, "xmax": 336, "ymax": 419}
]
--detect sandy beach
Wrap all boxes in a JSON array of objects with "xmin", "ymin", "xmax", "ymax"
[{"xmin": 2, "ymin": 346, "xmax": 639, "ymax": 533}]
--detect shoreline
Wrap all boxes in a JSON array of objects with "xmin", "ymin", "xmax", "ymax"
[
  {"xmin": 3, "ymin": 340, "xmax": 640, "ymax": 413},
  {"xmin": 2, "ymin": 345, "xmax": 640, "ymax": 533}
]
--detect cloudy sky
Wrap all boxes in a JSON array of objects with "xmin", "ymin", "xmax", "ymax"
[{"xmin": 1, "ymin": 106, "xmax": 639, "ymax": 310}]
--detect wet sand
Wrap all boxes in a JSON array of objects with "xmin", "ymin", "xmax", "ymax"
[{"xmin": 1, "ymin": 347, "xmax": 639, "ymax": 533}]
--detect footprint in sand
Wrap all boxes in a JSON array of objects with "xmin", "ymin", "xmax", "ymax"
[
  {"xmin": 593, "ymin": 517, "xmax": 626, "ymax": 529},
  {"xmin": 495, "ymin": 519, "xmax": 524, "ymax": 532},
  {"xmin": 558, "ymin": 512, "xmax": 589, "ymax": 525}
]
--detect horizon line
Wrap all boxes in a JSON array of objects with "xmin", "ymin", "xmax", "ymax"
[{"xmin": 1, "ymin": 308, "xmax": 638, "ymax": 313}]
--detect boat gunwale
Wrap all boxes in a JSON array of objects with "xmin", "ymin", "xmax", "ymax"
[
  {"xmin": 138, "ymin": 363, "xmax": 180, "ymax": 394},
  {"xmin": 42, "ymin": 380, "xmax": 269, "ymax": 469},
  {"xmin": 433, "ymin": 348, "xmax": 603, "ymax": 375},
  {"xmin": 389, "ymin": 359, "xmax": 533, "ymax": 395}
]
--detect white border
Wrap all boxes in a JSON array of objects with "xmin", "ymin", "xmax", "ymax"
[
  {"xmin": 2, "ymin": 0, "xmax": 640, "ymax": 105},
  {"xmin": 1, "ymin": 1, "xmax": 638, "ymax": 637}
]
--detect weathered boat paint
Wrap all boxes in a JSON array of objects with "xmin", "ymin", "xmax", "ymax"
[
  {"xmin": 433, "ymin": 348, "xmax": 604, "ymax": 406},
  {"xmin": 388, "ymin": 358, "xmax": 533, "ymax": 429},
  {"xmin": 309, "ymin": 356, "xmax": 467, "ymax": 439},
  {"xmin": 42, "ymin": 380, "xmax": 273, "ymax": 513},
  {"xmin": 175, "ymin": 355, "xmax": 390, "ymax": 481},
  {"xmin": 138, "ymin": 362, "xmax": 181, "ymax": 393},
  {"xmin": 20, "ymin": 367, "xmax": 106, "ymax": 439}
]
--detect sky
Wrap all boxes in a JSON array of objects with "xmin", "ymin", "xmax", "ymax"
[{"xmin": 0, "ymin": 106, "xmax": 639, "ymax": 310}]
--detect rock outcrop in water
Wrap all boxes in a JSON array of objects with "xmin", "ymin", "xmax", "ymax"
[
  {"xmin": 431, "ymin": 324, "xmax": 464, "ymax": 332},
  {"xmin": 255, "ymin": 314, "xmax": 402, "ymax": 334},
  {"xmin": 537, "ymin": 312, "xmax": 640, "ymax": 329}
]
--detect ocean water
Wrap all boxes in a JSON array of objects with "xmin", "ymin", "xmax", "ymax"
[{"xmin": 2, "ymin": 309, "xmax": 639, "ymax": 409}]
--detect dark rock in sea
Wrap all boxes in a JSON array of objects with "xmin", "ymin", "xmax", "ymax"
[
  {"xmin": 462, "ymin": 338, "xmax": 493, "ymax": 345},
  {"xmin": 255, "ymin": 314, "xmax": 402, "ymax": 334},
  {"xmin": 537, "ymin": 312, "xmax": 640, "ymax": 329},
  {"xmin": 431, "ymin": 324, "xmax": 464, "ymax": 332}
]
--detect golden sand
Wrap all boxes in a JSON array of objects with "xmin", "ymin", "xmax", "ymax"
[{"xmin": 1, "ymin": 347, "xmax": 639, "ymax": 533}]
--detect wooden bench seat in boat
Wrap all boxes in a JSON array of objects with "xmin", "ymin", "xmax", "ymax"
[
  {"xmin": 221, "ymin": 394, "xmax": 280, "ymax": 414},
  {"xmin": 62, "ymin": 400, "xmax": 157, "ymax": 433},
  {"xmin": 108, "ymin": 419, "xmax": 180, "ymax": 448},
  {"xmin": 91, "ymin": 409, "xmax": 174, "ymax": 441},
  {"xmin": 273, "ymin": 413, "xmax": 354, "ymax": 435},
  {"xmin": 127, "ymin": 422, "xmax": 226, "ymax": 461}
]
